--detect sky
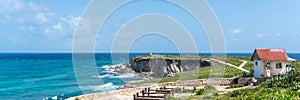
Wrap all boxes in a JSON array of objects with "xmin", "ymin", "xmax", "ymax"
[{"xmin": 0, "ymin": 0, "xmax": 300, "ymax": 53}]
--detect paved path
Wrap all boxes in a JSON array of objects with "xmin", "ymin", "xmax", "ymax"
[{"xmin": 210, "ymin": 58, "xmax": 250, "ymax": 72}]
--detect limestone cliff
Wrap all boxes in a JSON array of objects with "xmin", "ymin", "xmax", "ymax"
[{"xmin": 129, "ymin": 56, "xmax": 211, "ymax": 78}]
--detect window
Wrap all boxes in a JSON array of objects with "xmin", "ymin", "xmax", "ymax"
[
  {"xmin": 265, "ymin": 62, "xmax": 270, "ymax": 70},
  {"xmin": 255, "ymin": 61, "xmax": 258, "ymax": 66},
  {"xmin": 276, "ymin": 62, "xmax": 282, "ymax": 68}
]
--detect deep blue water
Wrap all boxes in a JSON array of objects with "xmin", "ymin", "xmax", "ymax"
[{"xmin": 0, "ymin": 53, "xmax": 299, "ymax": 100}]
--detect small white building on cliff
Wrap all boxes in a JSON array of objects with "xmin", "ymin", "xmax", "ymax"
[{"xmin": 251, "ymin": 48, "xmax": 296, "ymax": 78}]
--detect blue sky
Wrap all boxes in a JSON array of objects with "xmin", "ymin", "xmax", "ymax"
[{"xmin": 0, "ymin": 0, "xmax": 300, "ymax": 53}]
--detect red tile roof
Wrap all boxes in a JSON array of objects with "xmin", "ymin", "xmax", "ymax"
[{"xmin": 251, "ymin": 48, "xmax": 288, "ymax": 61}]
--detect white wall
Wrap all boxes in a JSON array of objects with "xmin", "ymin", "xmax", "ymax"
[
  {"xmin": 270, "ymin": 61, "xmax": 287, "ymax": 75},
  {"xmin": 254, "ymin": 60, "xmax": 287, "ymax": 78},
  {"xmin": 254, "ymin": 60, "xmax": 262, "ymax": 78}
]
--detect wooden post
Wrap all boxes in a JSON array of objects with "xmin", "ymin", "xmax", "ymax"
[
  {"xmin": 133, "ymin": 94, "xmax": 136, "ymax": 100},
  {"xmin": 194, "ymin": 87, "xmax": 196, "ymax": 91},
  {"xmin": 136, "ymin": 93, "xmax": 139, "ymax": 97},
  {"xmin": 141, "ymin": 90, "xmax": 145, "ymax": 96},
  {"xmin": 148, "ymin": 87, "xmax": 150, "ymax": 96}
]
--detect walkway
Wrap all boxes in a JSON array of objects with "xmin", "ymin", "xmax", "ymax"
[{"xmin": 210, "ymin": 58, "xmax": 250, "ymax": 72}]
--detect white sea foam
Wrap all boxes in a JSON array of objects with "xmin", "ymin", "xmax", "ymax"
[
  {"xmin": 51, "ymin": 96, "xmax": 57, "ymax": 99},
  {"xmin": 113, "ymin": 73, "xmax": 136, "ymax": 78},
  {"xmin": 81, "ymin": 82, "xmax": 118, "ymax": 92},
  {"xmin": 99, "ymin": 63, "xmax": 124, "ymax": 72},
  {"xmin": 127, "ymin": 79, "xmax": 145, "ymax": 83},
  {"xmin": 91, "ymin": 74, "xmax": 112, "ymax": 78}
]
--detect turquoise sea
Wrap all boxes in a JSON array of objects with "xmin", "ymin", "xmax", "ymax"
[{"xmin": 0, "ymin": 53, "xmax": 299, "ymax": 100}]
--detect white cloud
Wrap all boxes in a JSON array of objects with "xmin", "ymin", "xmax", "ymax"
[
  {"xmin": 0, "ymin": 0, "xmax": 49, "ymax": 13},
  {"xmin": 69, "ymin": 16, "xmax": 82, "ymax": 27},
  {"xmin": 28, "ymin": 1, "xmax": 49, "ymax": 12},
  {"xmin": 290, "ymin": 32, "xmax": 300, "ymax": 36},
  {"xmin": 256, "ymin": 33, "xmax": 269, "ymax": 38},
  {"xmin": 275, "ymin": 33, "xmax": 281, "ymax": 37},
  {"xmin": 229, "ymin": 28, "xmax": 243, "ymax": 35},
  {"xmin": 0, "ymin": 0, "xmax": 24, "ymax": 13},
  {"xmin": 0, "ymin": 1, "xmax": 54, "ymax": 24},
  {"xmin": 53, "ymin": 23, "xmax": 63, "ymax": 31},
  {"xmin": 44, "ymin": 28, "xmax": 50, "ymax": 33},
  {"xmin": 34, "ymin": 12, "xmax": 49, "ymax": 23},
  {"xmin": 59, "ymin": 16, "xmax": 82, "ymax": 28},
  {"xmin": 256, "ymin": 33, "xmax": 282, "ymax": 38}
]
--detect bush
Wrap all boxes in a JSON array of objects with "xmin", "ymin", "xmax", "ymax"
[
  {"xmin": 195, "ymin": 89, "xmax": 205, "ymax": 95},
  {"xmin": 216, "ymin": 87, "xmax": 300, "ymax": 99},
  {"xmin": 261, "ymin": 70, "xmax": 300, "ymax": 90},
  {"xmin": 226, "ymin": 84, "xmax": 246, "ymax": 89},
  {"xmin": 229, "ymin": 90, "xmax": 242, "ymax": 97},
  {"xmin": 194, "ymin": 85, "xmax": 218, "ymax": 96}
]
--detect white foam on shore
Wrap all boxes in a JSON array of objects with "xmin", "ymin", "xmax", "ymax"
[
  {"xmin": 91, "ymin": 74, "xmax": 112, "ymax": 78},
  {"xmin": 100, "ymin": 64, "xmax": 123, "ymax": 72},
  {"xmin": 81, "ymin": 82, "xmax": 118, "ymax": 92},
  {"xmin": 113, "ymin": 73, "xmax": 136, "ymax": 78}
]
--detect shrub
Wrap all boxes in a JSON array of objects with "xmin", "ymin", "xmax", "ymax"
[
  {"xmin": 229, "ymin": 90, "xmax": 242, "ymax": 97},
  {"xmin": 226, "ymin": 84, "xmax": 246, "ymax": 89},
  {"xmin": 261, "ymin": 70, "xmax": 300, "ymax": 90},
  {"xmin": 195, "ymin": 89, "xmax": 205, "ymax": 95},
  {"xmin": 216, "ymin": 87, "xmax": 300, "ymax": 99},
  {"xmin": 240, "ymin": 70, "xmax": 254, "ymax": 77}
]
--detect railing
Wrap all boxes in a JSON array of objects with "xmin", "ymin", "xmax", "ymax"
[{"xmin": 133, "ymin": 87, "xmax": 174, "ymax": 100}]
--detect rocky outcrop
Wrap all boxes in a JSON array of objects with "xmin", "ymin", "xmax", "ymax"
[{"xmin": 129, "ymin": 57, "xmax": 211, "ymax": 78}]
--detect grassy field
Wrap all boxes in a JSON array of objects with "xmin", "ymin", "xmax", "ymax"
[
  {"xmin": 129, "ymin": 56, "xmax": 251, "ymax": 86},
  {"xmin": 243, "ymin": 63, "xmax": 253, "ymax": 71},
  {"xmin": 215, "ymin": 56, "xmax": 251, "ymax": 66},
  {"xmin": 130, "ymin": 60, "xmax": 245, "ymax": 86}
]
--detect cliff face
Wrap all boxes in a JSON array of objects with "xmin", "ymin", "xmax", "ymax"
[{"xmin": 130, "ymin": 57, "xmax": 211, "ymax": 78}]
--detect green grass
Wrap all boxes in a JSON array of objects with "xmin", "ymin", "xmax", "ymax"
[
  {"xmin": 129, "ymin": 56, "xmax": 248, "ymax": 87},
  {"xmin": 131, "ymin": 64, "xmax": 244, "ymax": 86},
  {"xmin": 243, "ymin": 63, "xmax": 253, "ymax": 71},
  {"xmin": 213, "ymin": 87, "xmax": 300, "ymax": 100},
  {"xmin": 226, "ymin": 56, "xmax": 253, "ymax": 71},
  {"xmin": 198, "ymin": 65, "xmax": 244, "ymax": 78}
]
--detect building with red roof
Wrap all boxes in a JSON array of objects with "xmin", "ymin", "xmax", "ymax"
[{"xmin": 251, "ymin": 48, "xmax": 295, "ymax": 78}]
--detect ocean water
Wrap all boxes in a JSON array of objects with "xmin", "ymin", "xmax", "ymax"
[{"xmin": 0, "ymin": 53, "xmax": 298, "ymax": 100}]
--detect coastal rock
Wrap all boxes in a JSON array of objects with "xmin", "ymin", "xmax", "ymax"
[{"xmin": 129, "ymin": 57, "xmax": 211, "ymax": 78}]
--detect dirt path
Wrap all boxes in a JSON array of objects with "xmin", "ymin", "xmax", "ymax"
[
  {"xmin": 210, "ymin": 58, "xmax": 250, "ymax": 73},
  {"xmin": 238, "ymin": 60, "xmax": 248, "ymax": 68}
]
